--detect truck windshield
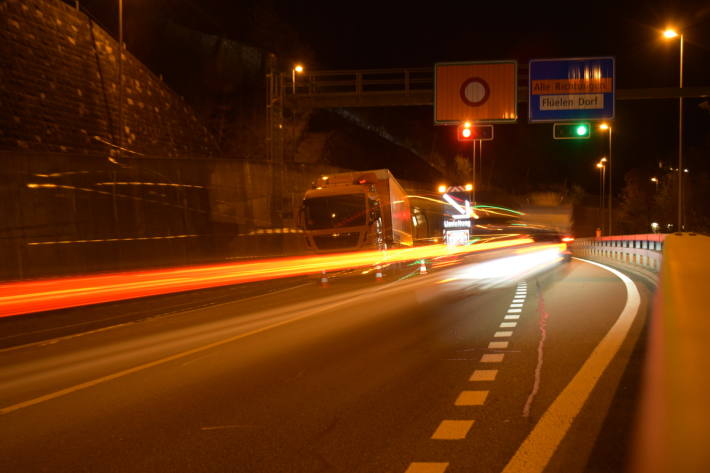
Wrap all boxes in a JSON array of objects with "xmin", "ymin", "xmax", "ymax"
[{"xmin": 303, "ymin": 194, "xmax": 366, "ymax": 230}]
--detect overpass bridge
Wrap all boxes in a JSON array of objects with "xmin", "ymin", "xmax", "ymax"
[
  {"xmin": 273, "ymin": 66, "xmax": 710, "ymax": 110},
  {"xmin": 266, "ymin": 65, "xmax": 710, "ymax": 160}
]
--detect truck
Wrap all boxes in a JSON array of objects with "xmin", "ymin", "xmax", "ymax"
[{"xmin": 300, "ymin": 169, "xmax": 414, "ymax": 252}]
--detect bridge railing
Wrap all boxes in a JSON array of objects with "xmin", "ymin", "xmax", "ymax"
[
  {"xmin": 571, "ymin": 233, "xmax": 667, "ymax": 281},
  {"xmin": 284, "ymin": 68, "xmax": 433, "ymax": 96}
]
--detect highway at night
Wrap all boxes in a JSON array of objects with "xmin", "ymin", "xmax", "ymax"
[
  {"xmin": 0, "ymin": 246, "xmax": 651, "ymax": 473},
  {"xmin": 3, "ymin": 1, "xmax": 710, "ymax": 471}
]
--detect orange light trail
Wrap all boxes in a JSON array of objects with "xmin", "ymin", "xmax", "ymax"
[{"xmin": 0, "ymin": 237, "xmax": 533, "ymax": 318}]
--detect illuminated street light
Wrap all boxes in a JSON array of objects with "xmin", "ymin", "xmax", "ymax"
[
  {"xmin": 464, "ymin": 183, "xmax": 473, "ymax": 191},
  {"xmin": 292, "ymin": 64, "xmax": 304, "ymax": 95},
  {"xmin": 662, "ymin": 26, "xmax": 684, "ymax": 230},
  {"xmin": 438, "ymin": 184, "xmax": 446, "ymax": 194},
  {"xmin": 598, "ymin": 123, "xmax": 613, "ymax": 233},
  {"xmin": 596, "ymin": 160, "xmax": 606, "ymax": 234},
  {"xmin": 651, "ymin": 177, "xmax": 659, "ymax": 191}
]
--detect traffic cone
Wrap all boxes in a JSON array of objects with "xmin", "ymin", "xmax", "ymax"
[
  {"xmin": 320, "ymin": 270, "xmax": 329, "ymax": 287},
  {"xmin": 419, "ymin": 259, "xmax": 427, "ymax": 275},
  {"xmin": 375, "ymin": 265, "xmax": 383, "ymax": 282}
]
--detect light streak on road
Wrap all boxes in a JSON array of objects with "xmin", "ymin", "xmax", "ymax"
[{"xmin": 0, "ymin": 237, "xmax": 537, "ymax": 318}]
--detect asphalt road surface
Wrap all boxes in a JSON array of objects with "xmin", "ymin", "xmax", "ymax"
[{"xmin": 0, "ymin": 254, "xmax": 652, "ymax": 473}]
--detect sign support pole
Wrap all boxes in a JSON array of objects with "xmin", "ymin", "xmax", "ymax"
[{"xmin": 471, "ymin": 139, "xmax": 477, "ymax": 206}]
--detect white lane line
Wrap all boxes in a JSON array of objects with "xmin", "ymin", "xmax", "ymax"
[
  {"xmin": 431, "ymin": 420, "xmax": 475, "ymax": 439},
  {"xmin": 513, "ymin": 299, "xmax": 525, "ymax": 303},
  {"xmin": 404, "ymin": 463, "xmax": 449, "ymax": 473},
  {"xmin": 489, "ymin": 341, "xmax": 509, "ymax": 349},
  {"xmin": 470, "ymin": 369, "xmax": 498, "ymax": 381},
  {"xmin": 494, "ymin": 331, "xmax": 513, "ymax": 338},
  {"xmin": 501, "ymin": 258, "xmax": 642, "ymax": 473},
  {"xmin": 508, "ymin": 308, "xmax": 522, "ymax": 313},
  {"xmin": 500, "ymin": 322, "xmax": 517, "ymax": 328},
  {"xmin": 481, "ymin": 353, "xmax": 504, "ymax": 363},
  {"xmin": 455, "ymin": 390, "xmax": 489, "ymax": 406},
  {"xmin": 510, "ymin": 303, "xmax": 524, "ymax": 308},
  {"xmin": 505, "ymin": 314, "xmax": 520, "ymax": 320}
]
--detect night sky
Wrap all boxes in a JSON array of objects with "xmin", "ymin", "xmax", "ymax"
[{"xmin": 80, "ymin": 0, "xmax": 710, "ymax": 195}]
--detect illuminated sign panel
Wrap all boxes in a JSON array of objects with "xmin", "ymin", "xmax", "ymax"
[
  {"xmin": 435, "ymin": 61, "xmax": 518, "ymax": 124},
  {"xmin": 529, "ymin": 57, "xmax": 615, "ymax": 122}
]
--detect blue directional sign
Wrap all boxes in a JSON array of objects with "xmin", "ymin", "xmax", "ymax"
[{"xmin": 529, "ymin": 57, "xmax": 615, "ymax": 122}]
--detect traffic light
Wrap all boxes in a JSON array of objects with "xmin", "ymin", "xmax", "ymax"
[
  {"xmin": 457, "ymin": 123, "xmax": 494, "ymax": 141},
  {"xmin": 553, "ymin": 122, "xmax": 591, "ymax": 140}
]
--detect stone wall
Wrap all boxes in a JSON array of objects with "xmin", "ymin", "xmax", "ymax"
[{"xmin": 0, "ymin": 0, "xmax": 219, "ymax": 157}]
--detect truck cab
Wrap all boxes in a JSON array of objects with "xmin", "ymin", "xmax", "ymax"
[{"xmin": 300, "ymin": 170, "xmax": 412, "ymax": 253}]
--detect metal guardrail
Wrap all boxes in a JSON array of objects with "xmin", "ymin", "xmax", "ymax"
[{"xmin": 572, "ymin": 233, "xmax": 667, "ymax": 282}]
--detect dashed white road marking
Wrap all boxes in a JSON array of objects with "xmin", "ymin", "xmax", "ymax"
[
  {"xmin": 502, "ymin": 258, "xmax": 642, "ymax": 473},
  {"xmin": 455, "ymin": 390, "xmax": 489, "ymax": 406},
  {"xmin": 500, "ymin": 322, "xmax": 517, "ymax": 328},
  {"xmin": 481, "ymin": 353, "xmax": 505, "ymax": 363},
  {"xmin": 510, "ymin": 303, "xmax": 523, "ymax": 308},
  {"xmin": 505, "ymin": 314, "xmax": 520, "ymax": 320},
  {"xmin": 508, "ymin": 308, "xmax": 522, "ymax": 313},
  {"xmin": 488, "ymin": 341, "xmax": 509, "ymax": 349},
  {"xmin": 431, "ymin": 420, "xmax": 475, "ymax": 439},
  {"xmin": 513, "ymin": 298, "xmax": 525, "ymax": 303},
  {"xmin": 494, "ymin": 331, "xmax": 513, "ymax": 338},
  {"xmin": 470, "ymin": 369, "xmax": 498, "ymax": 381},
  {"xmin": 404, "ymin": 463, "xmax": 449, "ymax": 473}
]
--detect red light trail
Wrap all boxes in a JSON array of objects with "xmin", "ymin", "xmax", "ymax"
[{"xmin": 0, "ymin": 237, "xmax": 535, "ymax": 318}]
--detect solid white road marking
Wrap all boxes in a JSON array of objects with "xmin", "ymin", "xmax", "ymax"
[
  {"xmin": 481, "ymin": 353, "xmax": 504, "ymax": 363},
  {"xmin": 502, "ymin": 258, "xmax": 642, "ymax": 473},
  {"xmin": 470, "ymin": 369, "xmax": 498, "ymax": 381},
  {"xmin": 431, "ymin": 420, "xmax": 475, "ymax": 439},
  {"xmin": 494, "ymin": 331, "xmax": 513, "ymax": 338},
  {"xmin": 489, "ymin": 341, "xmax": 509, "ymax": 349},
  {"xmin": 455, "ymin": 390, "xmax": 489, "ymax": 406},
  {"xmin": 500, "ymin": 322, "xmax": 517, "ymax": 328},
  {"xmin": 404, "ymin": 463, "xmax": 449, "ymax": 473}
]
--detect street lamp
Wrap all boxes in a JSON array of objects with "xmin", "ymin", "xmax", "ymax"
[
  {"xmin": 596, "ymin": 161, "xmax": 606, "ymax": 234},
  {"xmin": 292, "ymin": 64, "xmax": 304, "ymax": 95},
  {"xmin": 650, "ymin": 177, "xmax": 659, "ymax": 191},
  {"xmin": 598, "ymin": 122, "xmax": 612, "ymax": 234},
  {"xmin": 663, "ymin": 27, "xmax": 684, "ymax": 230}
]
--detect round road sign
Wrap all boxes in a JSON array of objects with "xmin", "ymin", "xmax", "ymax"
[{"xmin": 460, "ymin": 77, "xmax": 490, "ymax": 107}]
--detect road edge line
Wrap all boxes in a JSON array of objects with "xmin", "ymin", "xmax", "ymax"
[{"xmin": 500, "ymin": 257, "xmax": 642, "ymax": 473}]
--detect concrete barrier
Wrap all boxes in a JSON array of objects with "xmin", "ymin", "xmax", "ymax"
[{"xmin": 630, "ymin": 233, "xmax": 710, "ymax": 473}]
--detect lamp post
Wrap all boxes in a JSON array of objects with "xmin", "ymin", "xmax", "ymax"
[
  {"xmin": 599, "ymin": 123, "xmax": 612, "ymax": 234},
  {"xmin": 650, "ymin": 177, "xmax": 659, "ymax": 192},
  {"xmin": 597, "ymin": 161, "xmax": 606, "ymax": 233},
  {"xmin": 663, "ymin": 28, "xmax": 684, "ymax": 231},
  {"xmin": 292, "ymin": 64, "xmax": 303, "ymax": 95}
]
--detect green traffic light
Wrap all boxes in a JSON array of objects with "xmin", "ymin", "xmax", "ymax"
[{"xmin": 576, "ymin": 125, "xmax": 588, "ymax": 136}]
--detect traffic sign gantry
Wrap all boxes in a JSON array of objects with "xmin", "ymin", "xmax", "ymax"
[
  {"xmin": 435, "ymin": 61, "xmax": 518, "ymax": 124},
  {"xmin": 529, "ymin": 57, "xmax": 615, "ymax": 123}
]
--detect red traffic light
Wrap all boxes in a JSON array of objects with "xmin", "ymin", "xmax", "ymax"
[
  {"xmin": 456, "ymin": 123, "xmax": 494, "ymax": 142},
  {"xmin": 457, "ymin": 123, "xmax": 474, "ymax": 141}
]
